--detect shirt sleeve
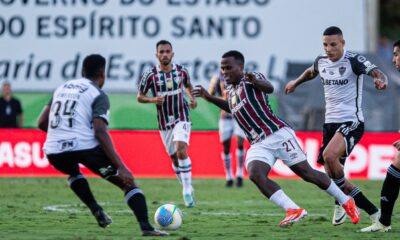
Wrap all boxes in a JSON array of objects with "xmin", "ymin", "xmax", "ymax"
[
  {"xmin": 181, "ymin": 65, "xmax": 191, "ymax": 86},
  {"xmin": 313, "ymin": 55, "xmax": 323, "ymax": 73},
  {"xmin": 16, "ymin": 99, "xmax": 23, "ymax": 114},
  {"xmin": 92, "ymin": 91, "xmax": 110, "ymax": 125},
  {"xmin": 349, "ymin": 54, "xmax": 378, "ymax": 75},
  {"xmin": 138, "ymin": 69, "xmax": 154, "ymax": 94}
]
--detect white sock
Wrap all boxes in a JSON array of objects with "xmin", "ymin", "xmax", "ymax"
[
  {"xmin": 172, "ymin": 163, "xmax": 182, "ymax": 184},
  {"xmin": 325, "ymin": 181, "xmax": 350, "ymax": 205},
  {"xmin": 236, "ymin": 149, "xmax": 245, "ymax": 178},
  {"xmin": 222, "ymin": 153, "xmax": 233, "ymax": 180},
  {"xmin": 179, "ymin": 157, "xmax": 192, "ymax": 194},
  {"xmin": 269, "ymin": 189, "xmax": 300, "ymax": 210}
]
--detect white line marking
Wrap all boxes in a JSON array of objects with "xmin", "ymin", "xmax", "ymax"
[{"xmin": 43, "ymin": 203, "xmax": 327, "ymax": 217}]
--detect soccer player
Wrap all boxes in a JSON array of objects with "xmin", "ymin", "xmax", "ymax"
[
  {"xmin": 285, "ymin": 26, "xmax": 386, "ymax": 225},
  {"xmin": 37, "ymin": 54, "xmax": 168, "ymax": 237},
  {"xmin": 137, "ymin": 40, "xmax": 197, "ymax": 207},
  {"xmin": 193, "ymin": 50, "xmax": 360, "ymax": 227},
  {"xmin": 208, "ymin": 72, "xmax": 246, "ymax": 187},
  {"xmin": 360, "ymin": 39, "xmax": 400, "ymax": 232}
]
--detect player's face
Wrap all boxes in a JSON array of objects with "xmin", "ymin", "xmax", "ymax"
[
  {"xmin": 220, "ymin": 57, "xmax": 244, "ymax": 85},
  {"xmin": 156, "ymin": 44, "xmax": 174, "ymax": 66},
  {"xmin": 393, "ymin": 46, "xmax": 400, "ymax": 71},
  {"xmin": 323, "ymin": 35, "xmax": 345, "ymax": 62},
  {"xmin": 2, "ymin": 84, "xmax": 11, "ymax": 96}
]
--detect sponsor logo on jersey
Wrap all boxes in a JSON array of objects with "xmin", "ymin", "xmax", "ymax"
[
  {"xmin": 57, "ymin": 138, "xmax": 77, "ymax": 151},
  {"xmin": 322, "ymin": 78, "xmax": 349, "ymax": 85},
  {"xmin": 166, "ymin": 79, "xmax": 173, "ymax": 89},
  {"xmin": 357, "ymin": 55, "xmax": 366, "ymax": 63},
  {"xmin": 231, "ymin": 98, "xmax": 247, "ymax": 114},
  {"xmin": 63, "ymin": 83, "xmax": 88, "ymax": 93}
]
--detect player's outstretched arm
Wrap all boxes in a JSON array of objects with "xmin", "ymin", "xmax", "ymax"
[
  {"xmin": 137, "ymin": 92, "xmax": 165, "ymax": 106},
  {"xmin": 192, "ymin": 85, "xmax": 230, "ymax": 113},
  {"xmin": 285, "ymin": 66, "xmax": 318, "ymax": 94},
  {"xmin": 93, "ymin": 118, "xmax": 133, "ymax": 185},
  {"xmin": 37, "ymin": 105, "xmax": 51, "ymax": 132},
  {"xmin": 369, "ymin": 69, "xmax": 388, "ymax": 90}
]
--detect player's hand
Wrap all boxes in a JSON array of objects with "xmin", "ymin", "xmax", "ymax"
[
  {"xmin": 192, "ymin": 85, "xmax": 211, "ymax": 100},
  {"xmin": 118, "ymin": 166, "xmax": 134, "ymax": 186},
  {"xmin": 284, "ymin": 80, "xmax": 297, "ymax": 94},
  {"xmin": 190, "ymin": 96, "xmax": 197, "ymax": 109},
  {"xmin": 393, "ymin": 140, "xmax": 400, "ymax": 150},
  {"xmin": 153, "ymin": 96, "xmax": 165, "ymax": 106},
  {"xmin": 244, "ymin": 72, "xmax": 257, "ymax": 84},
  {"xmin": 374, "ymin": 78, "xmax": 387, "ymax": 90}
]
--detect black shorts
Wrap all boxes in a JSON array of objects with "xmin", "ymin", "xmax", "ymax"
[
  {"xmin": 47, "ymin": 146, "xmax": 118, "ymax": 178},
  {"xmin": 317, "ymin": 121, "xmax": 364, "ymax": 165}
]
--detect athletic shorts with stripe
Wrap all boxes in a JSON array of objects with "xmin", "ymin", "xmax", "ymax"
[
  {"xmin": 46, "ymin": 146, "xmax": 118, "ymax": 178},
  {"xmin": 245, "ymin": 127, "xmax": 307, "ymax": 169},
  {"xmin": 317, "ymin": 121, "xmax": 364, "ymax": 165}
]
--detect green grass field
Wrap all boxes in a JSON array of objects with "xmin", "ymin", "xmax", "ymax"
[
  {"xmin": 14, "ymin": 93, "xmax": 278, "ymax": 130},
  {"xmin": 0, "ymin": 178, "xmax": 398, "ymax": 240}
]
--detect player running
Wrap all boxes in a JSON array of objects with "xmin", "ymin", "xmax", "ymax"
[
  {"xmin": 193, "ymin": 50, "xmax": 360, "ymax": 227},
  {"xmin": 137, "ymin": 40, "xmax": 197, "ymax": 207}
]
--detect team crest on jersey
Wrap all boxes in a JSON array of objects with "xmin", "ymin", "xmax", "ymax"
[{"xmin": 339, "ymin": 66, "xmax": 346, "ymax": 76}]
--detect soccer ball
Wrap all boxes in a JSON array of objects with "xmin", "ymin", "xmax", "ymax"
[{"xmin": 154, "ymin": 204, "xmax": 183, "ymax": 230}]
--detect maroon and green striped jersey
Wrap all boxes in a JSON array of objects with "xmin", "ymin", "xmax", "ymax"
[
  {"xmin": 227, "ymin": 72, "xmax": 287, "ymax": 144},
  {"xmin": 139, "ymin": 64, "xmax": 191, "ymax": 130}
]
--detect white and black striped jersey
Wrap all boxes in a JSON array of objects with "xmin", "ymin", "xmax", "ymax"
[
  {"xmin": 44, "ymin": 78, "xmax": 110, "ymax": 154},
  {"xmin": 313, "ymin": 50, "xmax": 377, "ymax": 123}
]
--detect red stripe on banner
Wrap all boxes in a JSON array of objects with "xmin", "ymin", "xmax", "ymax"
[{"xmin": 0, "ymin": 129, "xmax": 398, "ymax": 179}]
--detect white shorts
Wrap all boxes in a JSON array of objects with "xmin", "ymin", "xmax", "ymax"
[
  {"xmin": 160, "ymin": 121, "xmax": 191, "ymax": 156},
  {"xmin": 245, "ymin": 127, "xmax": 306, "ymax": 170},
  {"xmin": 219, "ymin": 118, "xmax": 246, "ymax": 142}
]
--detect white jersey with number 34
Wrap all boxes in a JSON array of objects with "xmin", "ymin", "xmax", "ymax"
[{"xmin": 44, "ymin": 78, "xmax": 110, "ymax": 155}]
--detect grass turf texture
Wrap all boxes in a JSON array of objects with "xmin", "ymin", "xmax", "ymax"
[
  {"xmin": 0, "ymin": 178, "xmax": 398, "ymax": 240},
  {"xmin": 14, "ymin": 93, "xmax": 278, "ymax": 130}
]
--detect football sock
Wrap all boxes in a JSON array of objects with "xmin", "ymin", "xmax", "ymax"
[
  {"xmin": 236, "ymin": 149, "xmax": 245, "ymax": 178},
  {"xmin": 179, "ymin": 157, "xmax": 193, "ymax": 194},
  {"xmin": 222, "ymin": 153, "xmax": 233, "ymax": 180},
  {"xmin": 325, "ymin": 181, "xmax": 349, "ymax": 205},
  {"xmin": 380, "ymin": 164, "xmax": 400, "ymax": 226},
  {"xmin": 269, "ymin": 189, "xmax": 300, "ymax": 210},
  {"xmin": 332, "ymin": 176, "xmax": 346, "ymax": 189},
  {"xmin": 125, "ymin": 188, "xmax": 153, "ymax": 231},
  {"xmin": 172, "ymin": 163, "xmax": 182, "ymax": 184},
  {"xmin": 349, "ymin": 187, "xmax": 379, "ymax": 215},
  {"xmin": 68, "ymin": 175, "xmax": 100, "ymax": 213}
]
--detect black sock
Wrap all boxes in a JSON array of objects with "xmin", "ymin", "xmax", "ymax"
[
  {"xmin": 125, "ymin": 188, "xmax": 153, "ymax": 231},
  {"xmin": 380, "ymin": 165, "xmax": 400, "ymax": 226},
  {"xmin": 349, "ymin": 187, "xmax": 378, "ymax": 215},
  {"xmin": 68, "ymin": 175, "xmax": 100, "ymax": 213}
]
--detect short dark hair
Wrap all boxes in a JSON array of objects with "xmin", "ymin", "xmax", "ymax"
[
  {"xmin": 394, "ymin": 40, "xmax": 400, "ymax": 48},
  {"xmin": 156, "ymin": 40, "xmax": 173, "ymax": 50},
  {"xmin": 323, "ymin": 26, "xmax": 343, "ymax": 36},
  {"xmin": 82, "ymin": 54, "xmax": 106, "ymax": 79},
  {"xmin": 222, "ymin": 50, "xmax": 245, "ymax": 65}
]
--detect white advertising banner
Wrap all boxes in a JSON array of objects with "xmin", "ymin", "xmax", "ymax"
[{"xmin": 0, "ymin": 0, "xmax": 367, "ymax": 92}]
